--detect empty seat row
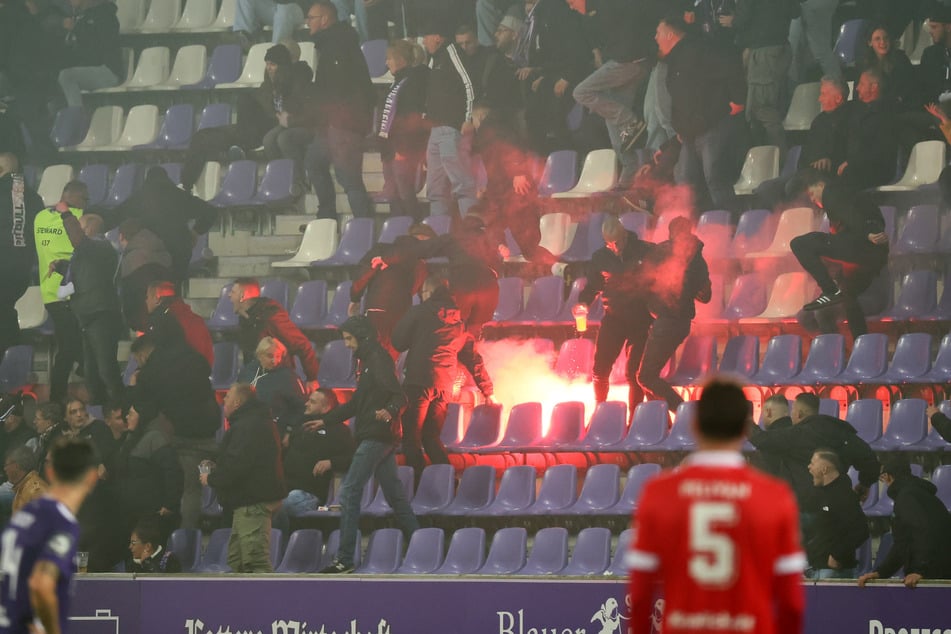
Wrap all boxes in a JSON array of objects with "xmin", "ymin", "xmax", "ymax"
[
  {"xmin": 118, "ymin": 0, "xmax": 235, "ymax": 34},
  {"xmin": 841, "ymin": 398, "xmax": 951, "ymax": 453}
]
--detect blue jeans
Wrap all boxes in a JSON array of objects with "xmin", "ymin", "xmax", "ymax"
[
  {"xmin": 644, "ymin": 62, "xmax": 676, "ymax": 152},
  {"xmin": 336, "ymin": 440, "xmax": 419, "ymax": 567},
  {"xmin": 476, "ymin": 0, "xmax": 515, "ymax": 46},
  {"xmin": 306, "ymin": 126, "xmax": 373, "ymax": 218},
  {"xmin": 284, "ymin": 489, "xmax": 321, "ymax": 516},
  {"xmin": 788, "ymin": 0, "xmax": 841, "ymax": 83},
  {"xmin": 234, "ymin": 0, "xmax": 304, "ymax": 42},
  {"xmin": 426, "ymin": 126, "xmax": 477, "ymax": 216},
  {"xmin": 58, "ymin": 66, "xmax": 118, "ymax": 108},
  {"xmin": 675, "ymin": 115, "xmax": 741, "ymax": 210}
]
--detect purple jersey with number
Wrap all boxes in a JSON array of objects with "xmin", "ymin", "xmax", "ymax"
[{"xmin": 0, "ymin": 497, "xmax": 79, "ymax": 634}]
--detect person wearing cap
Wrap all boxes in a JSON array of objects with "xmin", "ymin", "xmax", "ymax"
[
  {"xmin": 858, "ymin": 456, "xmax": 951, "ymax": 588},
  {"xmin": 920, "ymin": 5, "xmax": 951, "ymax": 105},
  {"xmin": 476, "ymin": 0, "xmax": 520, "ymax": 47},
  {"xmin": 422, "ymin": 18, "xmax": 481, "ymax": 217},
  {"xmin": 494, "ymin": 13, "xmax": 523, "ymax": 59},
  {"xmin": 234, "ymin": 0, "xmax": 305, "ymax": 48},
  {"xmin": 312, "ymin": 316, "xmax": 419, "ymax": 574}
]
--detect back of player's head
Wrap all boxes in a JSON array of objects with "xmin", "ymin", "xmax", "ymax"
[
  {"xmin": 794, "ymin": 392, "xmax": 820, "ymax": 416},
  {"xmin": 812, "ymin": 447, "xmax": 843, "ymax": 474},
  {"xmin": 49, "ymin": 437, "xmax": 99, "ymax": 485},
  {"xmin": 696, "ymin": 378, "xmax": 749, "ymax": 440}
]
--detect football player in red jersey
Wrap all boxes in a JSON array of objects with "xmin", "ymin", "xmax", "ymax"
[{"xmin": 628, "ymin": 378, "xmax": 806, "ymax": 634}]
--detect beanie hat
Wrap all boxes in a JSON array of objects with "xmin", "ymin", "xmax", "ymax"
[
  {"xmin": 340, "ymin": 315, "xmax": 377, "ymax": 343},
  {"xmin": 264, "ymin": 44, "xmax": 292, "ymax": 67},
  {"xmin": 499, "ymin": 14, "xmax": 524, "ymax": 32}
]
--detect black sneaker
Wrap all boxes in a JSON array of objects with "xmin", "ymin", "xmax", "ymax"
[
  {"xmin": 319, "ymin": 560, "xmax": 354, "ymax": 574},
  {"xmin": 803, "ymin": 289, "xmax": 844, "ymax": 311},
  {"xmin": 619, "ymin": 120, "xmax": 647, "ymax": 152}
]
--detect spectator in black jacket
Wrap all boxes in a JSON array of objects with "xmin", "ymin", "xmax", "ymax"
[
  {"xmin": 576, "ymin": 216, "xmax": 653, "ymax": 416},
  {"xmin": 113, "ymin": 403, "xmax": 183, "ymax": 546},
  {"xmin": 392, "ymin": 277, "xmax": 494, "ymax": 484},
  {"xmin": 456, "ymin": 24, "xmax": 521, "ymax": 111},
  {"xmin": 859, "ymin": 25, "xmax": 919, "ymax": 110},
  {"xmin": 126, "ymin": 519, "xmax": 181, "ymax": 573},
  {"xmin": 749, "ymin": 392, "xmax": 880, "ymax": 513},
  {"xmin": 304, "ymin": 0, "xmax": 375, "ymax": 219},
  {"xmin": 236, "ymin": 337, "xmax": 306, "ymax": 436},
  {"xmin": 56, "ymin": 0, "xmax": 122, "ymax": 107},
  {"xmin": 144, "ymin": 281, "xmax": 214, "ymax": 369},
  {"xmin": 350, "ymin": 228, "xmax": 431, "ymax": 361},
  {"xmin": 0, "ymin": 154, "xmax": 42, "ymax": 361},
  {"xmin": 422, "ymin": 18, "xmax": 480, "ymax": 217},
  {"xmin": 128, "ymin": 335, "xmax": 220, "ymax": 530},
  {"xmin": 570, "ymin": 0, "xmax": 661, "ymax": 180},
  {"xmin": 837, "ymin": 68, "xmax": 900, "ymax": 191},
  {"xmin": 859, "ymin": 456, "xmax": 951, "ymax": 588},
  {"xmin": 749, "ymin": 394, "xmax": 793, "ymax": 477},
  {"xmin": 203, "ymin": 384, "xmax": 286, "ymax": 573},
  {"xmin": 804, "ymin": 448, "xmax": 869, "ymax": 579},
  {"xmin": 918, "ymin": 6, "xmax": 951, "ymax": 106},
  {"xmin": 54, "ymin": 211, "xmax": 122, "ymax": 406},
  {"xmin": 315, "ymin": 316, "xmax": 419, "ymax": 573},
  {"xmin": 791, "ymin": 170, "xmax": 889, "ymax": 339},
  {"xmin": 116, "ymin": 218, "xmax": 172, "ymax": 332},
  {"xmin": 231, "ymin": 277, "xmax": 320, "ymax": 385},
  {"xmin": 636, "ymin": 216, "xmax": 710, "ymax": 411},
  {"xmin": 378, "ymin": 40, "xmax": 430, "ymax": 220},
  {"xmin": 281, "ymin": 388, "xmax": 354, "ymax": 516},
  {"xmin": 27, "ymin": 402, "xmax": 66, "ymax": 472},
  {"xmin": 659, "ymin": 16, "xmax": 747, "ymax": 211},
  {"xmin": 0, "ymin": 394, "xmax": 35, "ymax": 465}
]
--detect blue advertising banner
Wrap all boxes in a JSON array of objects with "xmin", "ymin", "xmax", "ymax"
[{"xmin": 69, "ymin": 576, "xmax": 951, "ymax": 634}]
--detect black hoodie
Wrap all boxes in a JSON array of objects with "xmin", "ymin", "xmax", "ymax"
[
  {"xmin": 876, "ymin": 476, "xmax": 951, "ymax": 579},
  {"xmin": 820, "ymin": 183, "xmax": 889, "ymax": 251},
  {"xmin": 806, "ymin": 473, "xmax": 869, "ymax": 569},
  {"xmin": 63, "ymin": 0, "xmax": 122, "ymax": 78}
]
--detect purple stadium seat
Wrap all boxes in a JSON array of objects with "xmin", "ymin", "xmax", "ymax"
[
  {"xmin": 566, "ymin": 101, "xmax": 584, "ymax": 130},
  {"xmin": 289, "ymin": 280, "xmax": 328, "ymax": 330},
  {"xmin": 718, "ymin": 335, "xmax": 760, "ymax": 378},
  {"xmin": 922, "ymin": 283, "xmax": 951, "ymax": 321},
  {"xmin": 720, "ymin": 274, "xmax": 769, "ymax": 321},
  {"xmin": 731, "ymin": 209, "xmax": 774, "ymax": 256},
  {"xmin": 197, "ymin": 103, "xmax": 232, "ymax": 130},
  {"xmin": 355, "ymin": 528, "xmax": 402, "ymax": 574},
  {"xmin": 441, "ymin": 465, "xmax": 496, "ymax": 515},
  {"xmin": 122, "ymin": 356, "xmax": 138, "ymax": 387},
  {"xmin": 193, "ymin": 527, "xmax": 231, "ymax": 572},
  {"xmin": 553, "ymin": 277, "xmax": 605, "ymax": 326},
  {"xmin": 608, "ymin": 463, "xmax": 662, "ymax": 515},
  {"xmin": 921, "ymin": 335, "xmax": 951, "ymax": 383},
  {"xmin": 875, "ymin": 270, "xmax": 938, "ymax": 321},
  {"xmin": 250, "ymin": 159, "xmax": 295, "ymax": 206},
  {"xmin": 667, "ymin": 335, "xmax": 717, "ymax": 386},
  {"xmin": 319, "ymin": 280, "xmax": 353, "ymax": 329},
  {"xmin": 184, "ymin": 43, "xmax": 242, "ymax": 89},
  {"xmin": 751, "ymin": 335, "xmax": 803, "ymax": 386},
  {"xmin": 880, "ymin": 206, "xmax": 897, "ymax": 244},
  {"xmin": 538, "ymin": 150, "xmax": 578, "ymax": 197},
  {"xmin": 607, "ymin": 528, "xmax": 634, "ymax": 576},
  {"xmin": 555, "ymin": 338, "xmax": 596, "ymax": 381},
  {"xmin": 655, "ymin": 401, "xmax": 698, "ymax": 451},
  {"xmin": 819, "ymin": 398, "xmax": 840, "ymax": 418},
  {"xmin": 210, "ymin": 342, "xmax": 240, "ymax": 390},
  {"xmin": 320, "ymin": 529, "xmax": 362, "ymax": 571},
  {"xmin": 481, "ymin": 466, "xmax": 536, "ymax": 516},
  {"xmin": 138, "ymin": 103, "xmax": 194, "ymax": 150},
  {"xmin": 512, "ymin": 275, "xmax": 565, "ymax": 324},
  {"xmin": 780, "ymin": 145, "xmax": 802, "ymax": 178},
  {"xmin": 870, "ymin": 398, "xmax": 928, "ymax": 451},
  {"xmin": 619, "ymin": 211, "xmax": 649, "ymax": 239},
  {"xmin": 434, "ymin": 527, "xmax": 486, "ymax": 574},
  {"xmin": 489, "ymin": 277, "xmax": 524, "ymax": 324},
  {"xmin": 830, "ymin": 333, "xmax": 889, "ymax": 384},
  {"xmin": 396, "ymin": 527, "xmax": 445, "ymax": 574},
  {"xmin": 541, "ymin": 401, "xmax": 585, "ymax": 448},
  {"xmin": 50, "ymin": 106, "xmax": 89, "ymax": 148},
  {"xmin": 311, "ymin": 218, "xmax": 375, "ymax": 267},
  {"xmin": 101, "ymin": 163, "xmax": 142, "ymax": 208},
  {"xmin": 259, "ymin": 277, "xmax": 288, "ymax": 307},
  {"xmin": 834, "ymin": 19, "xmax": 868, "ymax": 66},
  {"xmin": 421, "ymin": 214, "xmax": 451, "ymax": 236},
  {"xmin": 476, "ymin": 527, "xmax": 528, "ymax": 575},
  {"xmin": 361, "ymin": 39, "xmax": 388, "ymax": 77},
  {"xmin": 524, "ymin": 464, "xmax": 578, "ymax": 515},
  {"xmin": 77, "ymin": 164, "xmax": 110, "ymax": 207},
  {"xmin": 480, "ymin": 403, "xmax": 542, "ymax": 453},
  {"xmin": 209, "ymin": 160, "xmax": 257, "ymax": 207},
  {"xmin": 787, "ymin": 334, "xmax": 845, "ymax": 385},
  {"xmin": 168, "ymin": 528, "xmax": 202, "ymax": 573},
  {"xmin": 561, "ymin": 211, "xmax": 606, "ymax": 263},
  {"xmin": 364, "ymin": 465, "xmax": 414, "ymax": 517},
  {"xmin": 564, "ymin": 464, "xmax": 620, "ymax": 514},
  {"xmin": 201, "ymin": 485, "xmax": 223, "ymax": 518},
  {"xmin": 845, "ymin": 399, "xmax": 883, "ymax": 444},
  {"xmin": 205, "ymin": 284, "xmax": 238, "ymax": 331},
  {"xmin": 276, "ymin": 529, "xmax": 322, "ymax": 573},
  {"xmin": 450, "ymin": 403, "xmax": 502, "ymax": 451},
  {"xmin": 616, "ymin": 400, "xmax": 668, "ymax": 450},
  {"xmin": 161, "ymin": 162, "xmax": 183, "ymax": 186},
  {"xmin": 315, "ymin": 339, "xmax": 355, "ymax": 388},
  {"xmin": 883, "ymin": 333, "xmax": 933, "ymax": 383},
  {"xmin": 440, "ymin": 402, "xmax": 466, "ymax": 450},
  {"xmin": 410, "ymin": 464, "xmax": 455, "ymax": 515},
  {"xmin": 932, "ymin": 466, "xmax": 951, "ymax": 510},
  {"xmin": 562, "ymin": 527, "xmax": 612, "ymax": 576},
  {"xmin": 518, "ymin": 527, "xmax": 568, "ymax": 575},
  {"xmin": 377, "ymin": 215, "xmax": 414, "ymax": 244},
  {"xmin": 568, "ymin": 401, "xmax": 627, "ymax": 450},
  {"xmin": 696, "ymin": 213, "xmax": 733, "ymax": 261},
  {"xmin": 893, "ymin": 205, "xmax": 940, "ymax": 255}
]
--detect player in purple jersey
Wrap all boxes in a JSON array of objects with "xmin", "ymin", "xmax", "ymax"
[{"xmin": 0, "ymin": 439, "xmax": 98, "ymax": 634}]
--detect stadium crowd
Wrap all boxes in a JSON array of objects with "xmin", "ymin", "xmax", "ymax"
[{"xmin": 0, "ymin": 0, "xmax": 951, "ymax": 583}]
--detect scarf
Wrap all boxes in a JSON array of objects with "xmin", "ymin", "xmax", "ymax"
[
  {"xmin": 378, "ymin": 77, "xmax": 408, "ymax": 139},
  {"xmin": 10, "ymin": 173, "xmax": 25, "ymax": 248}
]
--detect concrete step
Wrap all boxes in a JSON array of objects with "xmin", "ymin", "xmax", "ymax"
[
  {"xmin": 363, "ymin": 152, "xmax": 383, "ymax": 173},
  {"xmin": 187, "ymin": 277, "xmax": 231, "ymax": 300},
  {"xmin": 334, "ymin": 172, "xmax": 385, "ymax": 193},
  {"xmin": 184, "ymin": 297, "xmax": 219, "ymax": 320},
  {"xmin": 209, "ymin": 231, "xmax": 302, "ymax": 257},
  {"xmin": 274, "ymin": 215, "xmax": 315, "ymax": 236},
  {"xmin": 216, "ymin": 255, "xmax": 281, "ymax": 278},
  {"xmin": 303, "ymin": 194, "xmax": 390, "ymax": 216}
]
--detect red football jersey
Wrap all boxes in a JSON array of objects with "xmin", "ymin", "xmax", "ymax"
[{"xmin": 627, "ymin": 452, "xmax": 806, "ymax": 634}]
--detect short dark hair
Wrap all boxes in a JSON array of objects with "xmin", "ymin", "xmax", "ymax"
[
  {"xmin": 813, "ymin": 447, "xmax": 843, "ymax": 473},
  {"xmin": 794, "ymin": 392, "xmax": 820, "ymax": 416},
  {"xmin": 764, "ymin": 394, "xmax": 790, "ymax": 410},
  {"xmin": 61, "ymin": 180, "xmax": 88, "ymax": 197},
  {"xmin": 233, "ymin": 277, "xmax": 260, "ymax": 296},
  {"xmin": 49, "ymin": 437, "xmax": 99, "ymax": 484},
  {"xmin": 6, "ymin": 446, "xmax": 35, "ymax": 472},
  {"xmin": 455, "ymin": 24, "xmax": 477, "ymax": 37},
  {"xmin": 660, "ymin": 14, "xmax": 688, "ymax": 36},
  {"xmin": 881, "ymin": 455, "xmax": 911, "ymax": 479},
  {"xmin": 132, "ymin": 518, "xmax": 164, "ymax": 549},
  {"xmin": 147, "ymin": 280, "xmax": 177, "ymax": 298},
  {"xmin": 103, "ymin": 399, "xmax": 127, "ymax": 419},
  {"xmin": 697, "ymin": 378, "xmax": 749, "ymax": 440},
  {"xmin": 118, "ymin": 217, "xmax": 146, "ymax": 241},
  {"xmin": 314, "ymin": 387, "xmax": 339, "ymax": 409},
  {"xmin": 37, "ymin": 402, "xmax": 64, "ymax": 425},
  {"xmin": 130, "ymin": 334, "xmax": 157, "ymax": 356}
]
